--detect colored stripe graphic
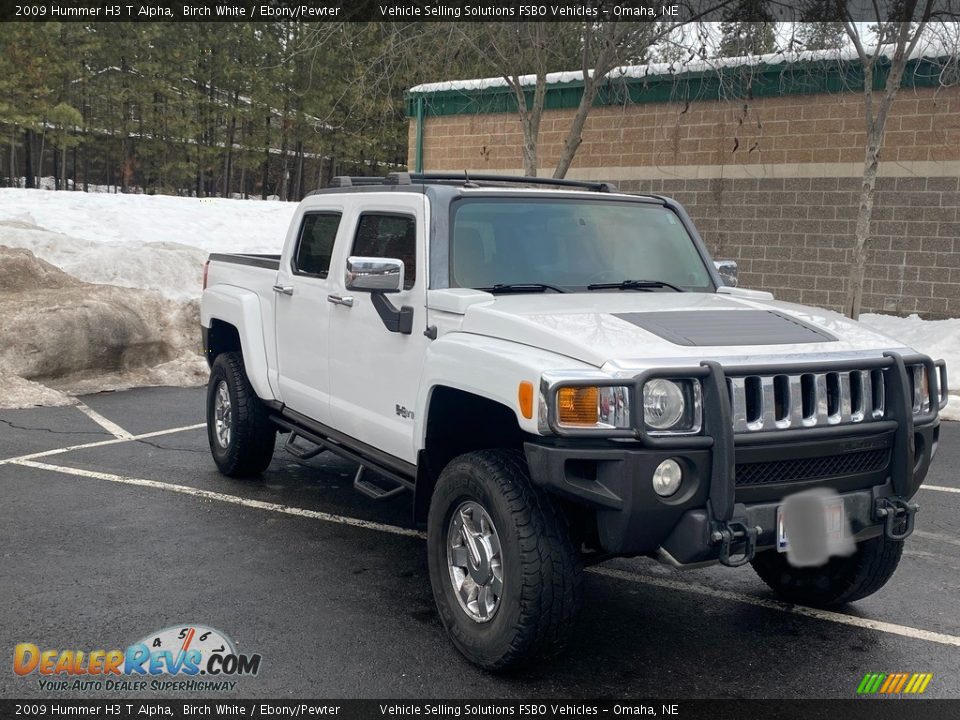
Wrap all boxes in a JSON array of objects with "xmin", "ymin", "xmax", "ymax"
[
  {"xmin": 857, "ymin": 672, "xmax": 932, "ymax": 695},
  {"xmin": 892, "ymin": 673, "xmax": 909, "ymax": 693},
  {"xmin": 857, "ymin": 673, "xmax": 885, "ymax": 694}
]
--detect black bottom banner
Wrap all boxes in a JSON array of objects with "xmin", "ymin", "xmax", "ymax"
[{"xmin": 0, "ymin": 699, "xmax": 954, "ymax": 720}]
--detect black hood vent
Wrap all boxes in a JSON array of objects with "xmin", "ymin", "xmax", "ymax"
[{"xmin": 612, "ymin": 310, "xmax": 837, "ymax": 347}]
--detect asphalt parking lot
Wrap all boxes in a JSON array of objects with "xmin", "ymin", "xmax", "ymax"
[{"xmin": 1, "ymin": 386, "xmax": 959, "ymax": 700}]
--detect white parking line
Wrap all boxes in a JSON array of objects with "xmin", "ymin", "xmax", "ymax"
[
  {"xmin": 914, "ymin": 529, "xmax": 960, "ymax": 548},
  {"xmin": 0, "ymin": 423, "xmax": 206, "ymax": 466},
  {"xmin": 588, "ymin": 566, "xmax": 960, "ymax": 648},
  {"xmin": 12, "ymin": 456, "xmax": 960, "ymax": 649},
  {"xmin": 75, "ymin": 402, "xmax": 134, "ymax": 439},
  {"xmin": 12, "ymin": 459, "xmax": 426, "ymax": 539},
  {"xmin": 922, "ymin": 484, "xmax": 960, "ymax": 494}
]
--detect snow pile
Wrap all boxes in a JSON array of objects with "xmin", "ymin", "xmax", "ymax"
[
  {"xmin": 860, "ymin": 313, "xmax": 960, "ymax": 421},
  {"xmin": 0, "ymin": 189, "xmax": 295, "ymax": 300},
  {"xmin": 0, "ymin": 246, "xmax": 206, "ymax": 408},
  {"xmin": 0, "ymin": 188, "xmax": 297, "ymax": 408}
]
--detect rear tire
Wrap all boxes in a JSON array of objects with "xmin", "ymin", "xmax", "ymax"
[
  {"xmin": 751, "ymin": 534, "xmax": 904, "ymax": 608},
  {"xmin": 427, "ymin": 449, "xmax": 582, "ymax": 671},
  {"xmin": 206, "ymin": 352, "xmax": 276, "ymax": 477}
]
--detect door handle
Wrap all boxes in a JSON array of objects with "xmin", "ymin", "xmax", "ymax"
[
  {"xmin": 272, "ymin": 284, "xmax": 294, "ymax": 296},
  {"xmin": 327, "ymin": 294, "xmax": 354, "ymax": 307}
]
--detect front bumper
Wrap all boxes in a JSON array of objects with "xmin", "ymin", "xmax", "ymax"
[{"xmin": 524, "ymin": 352, "xmax": 943, "ymax": 565}]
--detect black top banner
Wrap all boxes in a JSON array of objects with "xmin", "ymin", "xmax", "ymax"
[{"xmin": 1, "ymin": 0, "xmax": 955, "ymax": 23}]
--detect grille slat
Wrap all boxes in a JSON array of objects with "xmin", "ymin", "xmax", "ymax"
[
  {"xmin": 735, "ymin": 448, "xmax": 890, "ymax": 487},
  {"xmin": 728, "ymin": 369, "xmax": 886, "ymax": 433}
]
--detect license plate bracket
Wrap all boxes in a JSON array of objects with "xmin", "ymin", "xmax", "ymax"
[{"xmin": 776, "ymin": 497, "xmax": 845, "ymax": 553}]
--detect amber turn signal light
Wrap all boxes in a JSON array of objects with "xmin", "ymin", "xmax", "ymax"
[
  {"xmin": 557, "ymin": 386, "xmax": 599, "ymax": 425},
  {"xmin": 518, "ymin": 381, "xmax": 534, "ymax": 419}
]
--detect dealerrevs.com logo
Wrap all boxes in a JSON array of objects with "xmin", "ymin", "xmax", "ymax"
[{"xmin": 13, "ymin": 624, "xmax": 261, "ymax": 692}]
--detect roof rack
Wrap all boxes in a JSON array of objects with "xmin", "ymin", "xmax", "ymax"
[
  {"xmin": 329, "ymin": 175, "xmax": 403, "ymax": 187},
  {"xmin": 326, "ymin": 172, "xmax": 616, "ymax": 192},
  {"xmin": 410, "ymin": 173, "xmax": 617, "ymax": 193}
]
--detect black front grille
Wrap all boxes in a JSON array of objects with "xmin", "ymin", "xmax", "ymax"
[{"xmin": 735, "ymin": 448, "xmax": 890, "ymax": 486}]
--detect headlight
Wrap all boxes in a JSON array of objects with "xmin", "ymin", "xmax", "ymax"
[
  {"xmin": 642, "ymin": 379, "xmax": 702, "ymax": 434},
  {"xmin": 911, "ymin": 364, "xmax": 930, "ymax": 413},
  {"xmin": 643, "ymin": 379, "xmax": 684, "ymax": 429},
  {"xmin": 556, "ymin": 385, "xmax": 630, "ymax": 430}
]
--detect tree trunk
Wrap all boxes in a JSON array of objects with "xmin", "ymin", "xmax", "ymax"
[
  {"xmin": 38, "ymin": 132, "xmax": 46, "ymax": 188},
  {"xmin": 261, "ymin": 116, "xmax": 271, "ymax": 200},
  {"xmin": 294, "ymin": 141, "xmax": 304, "ymax": 199},
  {"xmin": 553, "ymin": 61, "xmax": 612, "ymax": 179},
  {"xmin": 223, "ymin": 115, "xmax": 236, "ymax": 198},
  {"xmin": 278, "ymin": 121, "xmax": 289, "ymax": 202},
  {"xmin": 9, "ymin": 129, "xmax": 16, "ymax": 187},
  {"xmin": 53, "ymin": 148, "xmax": 60, "ymax": 190},
  {"xmin": 62, "ymin": 145, "xmax": 67, "ymax": 191},
  {"xmin": 840, "ymin": 19, "xmax": 921, "ymax": 318},
  {"xmin": 24, "ymin": 130, "xmax": 34, "ymax": 189},
  {"xmin": 121, "ymin": 138, "xmax": 128, "ymax": 193},
  {"xmin": 844, "ymin": 140, "xmax": 881, "ymax": 318}
]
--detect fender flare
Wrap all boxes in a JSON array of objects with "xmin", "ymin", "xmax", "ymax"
[
  {"xmin": 201, "ymin": 286, "xmax": 274, "ymax": 401},
  {"xmin": 413, "ymin": 333, "xmax": 598, "ymax": 450}
]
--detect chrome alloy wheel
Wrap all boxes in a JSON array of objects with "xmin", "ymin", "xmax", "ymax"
[
  {"xmin": 213, "ymin": 380, "xmax": 232, "ymax": 449},
  {"xmin": 447, "ymin": 500, "xmax": 504, "ymax": 623}
]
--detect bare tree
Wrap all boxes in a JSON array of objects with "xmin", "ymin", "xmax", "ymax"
[
  {"xmin": 838, "ymin": 0, "xmax": 955, "ymax": 318},
  {"xmin": 456, "ymin": 22, "xmax": 582, "ymax": 176},
  {"xmin": 455, "ymin": 9, "xmax": 730, "ymax": 178}
]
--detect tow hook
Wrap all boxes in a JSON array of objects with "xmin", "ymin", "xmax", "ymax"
[
  {"xmin": 874, "ymin": 497, "xmax": 918, "ymax": 541},
  {"xmin": 712, "ymin": 521, "xmax": 759, "ymax": 567}
]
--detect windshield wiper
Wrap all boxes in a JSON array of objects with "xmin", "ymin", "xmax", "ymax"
[
  {"xmin": 586, "ymin": 279, "xmax": 684, "ymax": 292},
  {"xmin": 482, "ymin": 283, "xmax": 568, "ymax": 294}
]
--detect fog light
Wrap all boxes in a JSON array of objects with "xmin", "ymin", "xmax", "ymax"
[{"xmin": 652, "ymin": 459, "xmax": 682, "ymax": 497}]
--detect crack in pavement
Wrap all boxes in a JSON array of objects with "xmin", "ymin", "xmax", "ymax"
[
  {"xmin": 133, "ymin": 438, "xmax": 208, "ymax": 454},
  {"xmin": 0, "ymin": 417, "xmax": 111, "ymax": 437}
]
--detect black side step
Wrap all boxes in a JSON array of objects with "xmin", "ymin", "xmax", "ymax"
[
  {"xmin": 283, "ymin": 432, "xmax": 325, "ymax": 460},
  {"xmin": 353, "ymin": 467, "xmax": 407, "ymax": 501},
  {"xmin": 271, "ymin": 415, "xmax": 415, "ymax": 492}
]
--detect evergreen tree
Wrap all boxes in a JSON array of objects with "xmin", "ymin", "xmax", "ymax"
[{"xmin": 718, "ymin": 1, "xmax": 777, "ymax": 57}]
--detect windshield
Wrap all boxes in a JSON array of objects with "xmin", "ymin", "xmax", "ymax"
[{"xmin": 450, "ymin": 198, "xmax": 713, "ymax": 292}]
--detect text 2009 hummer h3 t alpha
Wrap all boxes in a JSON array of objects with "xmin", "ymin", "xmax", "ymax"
[{"xmin": 201, "ymin": 173, "xmax": 948, "ymax": 670}]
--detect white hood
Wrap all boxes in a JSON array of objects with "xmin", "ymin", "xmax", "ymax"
[{"xmin": 455, "ymin": 291, "xmax": 913, "ymax": 370}]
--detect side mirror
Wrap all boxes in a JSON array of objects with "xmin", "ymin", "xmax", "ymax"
[
  {"xmin": 345, "ymin": 256, "xmax": 404, "ymax": 293},
  {"xmin": 714, "ymin": 259, "xmax": 738, "ymax": 287}
]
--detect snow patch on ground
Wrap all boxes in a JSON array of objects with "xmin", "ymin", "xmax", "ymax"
[
  {"xmin": 860, "ymin": 313, "xmax": 960, "ymax": 421},
  {"xmin": 0, "ymin": 373, "xmax": 75, "ymax": 410}
]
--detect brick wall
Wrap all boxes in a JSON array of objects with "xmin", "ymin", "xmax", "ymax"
[{"xmin": 409, "ymin": 85, "xmax": 960, "ymax": 318}]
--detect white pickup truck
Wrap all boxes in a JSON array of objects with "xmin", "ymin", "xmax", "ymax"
[{"xmin": 201, "ymin": 173, "xmax": 947, "ymax": 670}]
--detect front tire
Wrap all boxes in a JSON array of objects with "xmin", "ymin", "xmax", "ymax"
[
  {"xmin": 206, "ymin": 352, "xmax": 276, "ymax": 477},
  {"xmin": 751, "ymin": 534, "xmax": 904, "ymax": 608},
  {"xmin": 427, "ymin": 449, "xmax": 582, "ymax": 671}
]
